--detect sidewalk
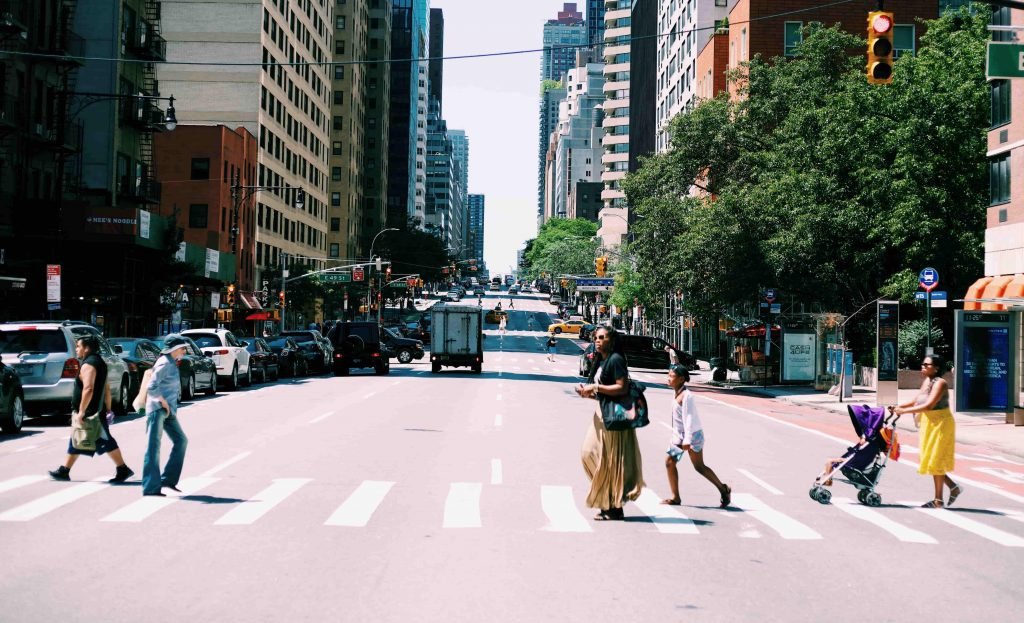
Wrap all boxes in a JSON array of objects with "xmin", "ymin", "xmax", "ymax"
[{"xmin": 692, "ymin": 376, "xmax": 1024, "ymax": 460}]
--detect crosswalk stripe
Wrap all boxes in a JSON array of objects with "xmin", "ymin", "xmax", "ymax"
[
  {"xmin": 0, "ymin": 475, "xmax": 47, "ymax": 495},
  {"xmin": 737, "ymin": 469, "xmax": 783, "ymax": 495},
  {"xmin": 992, "ymin": 508, "xmax": 1024, "ymax": 525},
  {"xmin": 443, "ymin": 482, "xmax": 482, "ymax": 528},
  {"xmin": 633, "ymin": 489, "xmax": 700, "ymax": 534},
  {"xmin": 541, "ymin": 485, "xmax": 592, "ymax": 533},
  {"xmin": 904, "ymin": 502, "xmax": 1024, "ymax": 547},
  {"xmin": 324, "ymin": 480, "xmax": 394, "ymax": 527},
  {"xmin": 0, "ymin": 478, "xmax": 108, "ymax": 522},
  {"xmin": 491, "ymin": 459, "xmax": 503, "ymax": 485},
  {"xmin": 731, "ymin": 493, "xmax": 822, "ymax": 540},
  {"xmin": 832, "ymin": 497, "xmax": 936, "ymax": 544},
  {"xmin": 101, "ymin": 477, "xmax": 219, "ymax": 523},
  {"xmin": 215, "ymin": 478, "xmax": 311, "ymax": 525}
]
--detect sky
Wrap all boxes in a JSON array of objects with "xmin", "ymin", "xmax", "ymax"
[{"xmin": 430, "ymin": 0, "xmax": 565, "ymax": 276}]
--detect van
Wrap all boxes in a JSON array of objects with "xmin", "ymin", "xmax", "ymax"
[{"xmin": 618, "ymin": 334, "xmax": 698, "ymax": 371}]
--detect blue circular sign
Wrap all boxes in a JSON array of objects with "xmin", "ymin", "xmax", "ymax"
[{"xmin": 919, "ymin": 267, "xmax": 939, "ymax": 291}]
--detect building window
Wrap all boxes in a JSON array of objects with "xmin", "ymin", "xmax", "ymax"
[
  {"xmin": 992, "ymin": 6, "xmax": 1013, "ymax": 43},
  {"xmin": 334, "ymin": 91, "xmax": 344, "ymax": 105},
  {"xmin": 188, "ymin": 204, "xmax": 209, "ymax": 228},
  {"xmin": 336, "ymin": 16, "xmax": 345, "ymax": 30},
  {"xmin": 190, "ymin": 158, "xmax": 210, "ymax": 180},
  {"xmin": 333, "ymin": 115, "xmax": 344, "ymax": 130},
  {"xmin": 893, "ymin": 25, "xmax": 915, "ymax": 59},
  {"xmin": 784, "ymin": 22, "xmax": 803, "ymax": 57},
  {"xmin": 331, "ymin": 192, "xmax": 341, "ymax": 206},
  {"xmin": 990, "ymin": 153, "xmax": 1011, "ymax": 205},
  {"xmin": 991, "ymin": 79, "xmax": 1012, "ymax": 128},
  {"xmin": 332, "ymin": 141, "xmax": 342, "ymax": 155},
  {"xmin": 329, "ymin": 243, "xmax": 340, "ymax": 258},
  {"xmin": 334, "ymin": 65, "xmax": 345, "ymax": 80},
  {"xmin": 332, "ymin": 166, "xmax": 342, "ymax": 181},
  {"xmin": 330, "ymin": 217, "xmax": 341, "ymax": 231},
  {"xmin": 939, "ymin": 0, "xmax": 971, "ymax": 13}
]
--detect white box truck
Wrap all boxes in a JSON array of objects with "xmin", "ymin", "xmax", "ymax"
[{"xmin": 430, "ymin": 304, "xmax": 484, "ymax": 374}]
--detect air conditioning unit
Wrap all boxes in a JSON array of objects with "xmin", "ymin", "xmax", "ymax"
[{"xmin": 34, "ymin": 123, "xmax": 44, "ymax": 136}]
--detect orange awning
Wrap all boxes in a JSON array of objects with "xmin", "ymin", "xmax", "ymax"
[
  {"xmin": 980, "ymin": 275, "xmax": 1016, "ymax": 311},
  {"xmin": 963, "ymin": 276, "xmax": 992, "ymax": 311}
]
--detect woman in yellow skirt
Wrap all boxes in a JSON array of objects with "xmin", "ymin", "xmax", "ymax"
[
  {"xmin": 894, "ymin": 355, "xmax": 962, "ymax": 508},
  {"xmin": 575, "ymin": 326, "xmax": 644, "ymax": 520}
]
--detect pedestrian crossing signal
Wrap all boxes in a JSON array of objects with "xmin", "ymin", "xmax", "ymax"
[
  {"xmin": 595, "ymin": 257, "xmax": 607, "ymax": 277},
  {"xmin": 866, "ymin": 11, "xmax": 894, "ymax": 85}
]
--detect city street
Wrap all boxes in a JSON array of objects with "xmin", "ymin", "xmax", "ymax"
[{"xmin": 1, "ymin": 292, "xmax": 1022, "ymax": 622}]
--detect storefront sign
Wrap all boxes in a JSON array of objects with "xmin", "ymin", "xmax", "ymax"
[
  {"xmin": 45, "ymin": 264, "xmax": 60, "ymax": 304},
  {"xmin": 956, "ymin": 310, "xmax": 1015, "ymax": 413},
  {"xmin": 205, "ymin": 248, "xmax": 219, "ymax": 278},
  {"xmin": 877, "ymin": 301, "xmax": 899, "ymax": 382},
  {"xmin": 139, "ymin": 209, "xmax": 151, "ymax": 239},
  {"xmin": 83, "ymin": 208, "xmax": 138, "ymax": 235},
  {"xmin": 782, "ymin": 332, "xmax": 815, "ymax": 381}
]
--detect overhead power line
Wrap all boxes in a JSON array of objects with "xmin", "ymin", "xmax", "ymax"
[{"xmin": 0, "ymin": 0, "xmax": 866, "ymax": 69}]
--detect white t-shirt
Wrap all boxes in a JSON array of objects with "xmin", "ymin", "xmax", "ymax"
[{"xmin": 670, "ymin": 387, "xmax": 702, "ymax": 446}]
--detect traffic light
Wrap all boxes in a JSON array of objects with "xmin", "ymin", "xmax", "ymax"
[
  {"xmin": 385, "ymin": 266, "xmax": 392, "ymax": 281},
  {"xmin": 279, "ymin": 291, "xmax": 285, "ymax": 308},
  {"xmin": 227, "ymin": 283, "xmax": 235, "ymax": 307},
  {"xmin": 866, "ymin": 10, "xmax": 894, "ymax": 85},
  {"xmin": 595, "ymin": 257, "xmax": 607, "ymax": 277}
]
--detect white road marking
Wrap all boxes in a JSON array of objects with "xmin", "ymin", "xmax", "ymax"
[
  {"xmin": 324, "ymin": 480, "xmax": 394, "ymax": 527},
  {"xmin": 905, "ymin": 502, "xmax": 1024, "ymax": 547},
  {"xmin": 308, "ymin": 411, "xmax": 335, "ymax": 424},
  {"xmin": 985, "ymin": 454, "xmax": 1024, "ymax": 466},
  {"xmin": 701, "ymin": 394, "xmax": 1024, "ymax": 505},
  {"xmin": 200, "ymin": 451, "xmax": 252, "ymax": 478},
  {"xmin": 14, "ymin": 445, "xmax": 39, "ymax": 453},
  {"xmin": 496, "ymin": 394, "xmax": 502, "ymax": 401},
  {"xmin": 443, "ymin": 482, "xmax": 482, "ymax": 528},
  {"xmin": 633, "ymin": 489, "xmax": 700, "ymax": 534},
  {"xmin": 540, "ymin": 485, "xmax": 592, "ymax": 533},
  {"xmin": 0, "ymin": 478, "xmax": 107, "ymax": 522},
  {"xmin": 832, "ymin": 497, "xmax": 936, "ymax": 544},
  {"xmin": 101, "ymin": 477, "xmax": 218, "ymax": 522},
  {"xmin": 491, "ymin": 459, "xmax": 503, "ymax": 485},
  {"xmin": 215, "ymin": 478, "xmax": 311, "ymax": 525},
  {"xmin": 737, "ymin": 469, "xmax": 784, "ymax": 495},
  {"xmin": 362, "ymin": 392, "xmax": 376, "ymax": 400},
  {"xmin": 730, "ymin": 493, "xmax": 822, "ymax": 540},
  {"xmin": 494, "ymin": 413, "xmax": 503, "ymax": 427},
  {"xmin": 973, "ymin": 467, "xmax": 1024, "ymax": 485},
  {"xmin": 0, "ymin": 475, "xmax": 47, "ymax": 495}
]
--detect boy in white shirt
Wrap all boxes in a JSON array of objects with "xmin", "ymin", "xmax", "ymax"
[{"xmin": 662, "ymin": 365, "xmax": 731, "ymax": 508}]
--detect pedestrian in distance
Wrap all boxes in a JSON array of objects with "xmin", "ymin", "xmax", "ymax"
[
  {"xmin": 49, "ymin": 335, "xmax": 134, "ymax": 483},
  {"xmin": 575, "ymin": 325, "xmax": 644, "ymax": 520},
  {"xmin": 661, "ymin": 365, "xmax": 731, "ymax": 507},
  {"xmin": 893, "ymin": 355, "xmax": 962, "ymax": 508},
  {"xmin": 141, "ymin": 335, "xmax": 190, "ymax": 497},
  {"xmin": 499, "ymin": 314, "xmax": 507, "ymax": 335},
  {"xmin": 546, "ymin": 332, "xmax": 558, "ymax": 362},
  {"xmin": 508, "ymin": 298, "xmax": 515, "ymax": 310},
  {"xmin": 527, "ymin": 316, "xmax": 534, "ymax": 331}
]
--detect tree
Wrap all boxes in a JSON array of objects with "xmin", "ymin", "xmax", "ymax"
[
  {"xmin": 524, "ymin": 218, "xmax": 599, "ymax": 280},
  {"xmin": 375, "ymin": 220, "xmax": 451, "ymax": 284},
  {"xmin": 623, "ymin": 11, "xmax": 990, "ymax": 320}
]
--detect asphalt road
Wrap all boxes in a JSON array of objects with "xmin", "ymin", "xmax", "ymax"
[{"xmin": 1, "ymin": 291, "xmax": 1021, "ymax": 622}]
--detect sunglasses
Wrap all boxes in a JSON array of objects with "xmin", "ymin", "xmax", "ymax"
[{"xmin": 922, "ymin": 363, "xmax": 935, "ymax": 367}]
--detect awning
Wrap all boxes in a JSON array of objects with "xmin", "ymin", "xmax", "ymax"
[
  {"xmin": 962, "ymin": 274, "xmax": 1024, "ymax": 310},
  {"xmin": 239, "ymin": 292, "xmax": 261, "ymax": 309},
  {"xmin": 245, "ymin": 312, "xmax": 272, "ymax": 321},
  {"xmin": 726, "ymin": 322, "xmax": 781, "ymax": 338}
]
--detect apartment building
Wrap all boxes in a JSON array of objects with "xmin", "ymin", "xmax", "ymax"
[
  {"xmin": 328, "ymin": 0, "xmax": 368, "ymax": 262},
  {"xmin": 537, "ymin": 82, "xmax": 566, "ymax": 222},
  {"xmin": 586, "ymin": 0, "xmax": 606, "ymax": 53},
  {"xmin": 387, "ymin": 0, "xmax": 429, "ymax": 228},
  {"xmin": 599, "ymin": 0, "xmax": 632, "ymax": 246},
  {"xmin": 159, "ymin": 0, "xmax": 334, "ymax": 289},
  {"xmin": 553, "ymin": 63, "xmax": 604, "ymax": 219},
  {"xmin": 360, "ymin": 0, "xmax": 392, "ymax": 257},
  {"xmin": 468, "ymin": 193, "xmax": 485, "ymax": 264},
  {"xmin": 429, "ymin": 8, "xmax": 443, "ymax": 116},
  {"xmin": 542, "ymin": 3, "xmax": 587, "ymax": 83},
  {"xmin": 655, "ymin": 0, "xmax": 733, "ymax": 154}
]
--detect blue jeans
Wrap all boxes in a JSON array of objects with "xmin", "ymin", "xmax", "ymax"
[{"xmin": 142, "ymin": 408, "xmax": 188, "ymax": 495}]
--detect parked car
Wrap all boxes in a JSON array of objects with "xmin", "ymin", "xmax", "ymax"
[
  {"xmin": 549, "ymin": 294, "xmax": 562, "ymax": 305},
  {"xmin": 243, "ymin": 337, "xmax": 280, "ymax": 382},
  {"xmin": 485, "ymin": 309, "xmax": 508, "ymax": 324},
  {"xmin": 0, "ymin": 361, "xmax": 26, "ymax": 433},
  {"xmin": 109, "ymin": 338, "xmax": 160, "ymax": 405},
  {"xmin": 0, "ymin": 320, "xmax": 132, "ymax": 416},
  {"xmin": 508, "ymin": 284, "xmax": 520, "ymax": 294},
  {"xmin": 447, "ymin": 290, "xmax": 462, "ymax": 302},
  {"xmin": 472, "ymin": 287, "xmax": 485, "ymax": 297},
  {"xmin": 281, "ymin": 330, "xmax": 330, "ymax": 374},
  {"xmin": 547, "ymin": 319, "xmax": 587, "ymax": 334},
  {"xmin": 619, "ymin": 334, "xmax": 698, "ymax": 371},
  {"xmin": 327, "ymin": 321, "xmax": 392, "ymax": 375},
  {"xmin": 181, "ymin": 328, "xmax": 253, "ymax": 389},
  {"xmin": 382, "ymin": 327, "xmax": 425, "ymax": 364},
  {"xmin": 489, "ymin": 283, "xmax": 500, "ymax": 291},
  {"xmin": 147, "ymin": 336, "xmax": 219, "ymax": 399},
  {"xmin": 521, "ymin": 285, "xmax": 533, "ymax": 294},
  {"xmin": 264, "ymin": 336, "xmax": 308, "ymax": 377}
]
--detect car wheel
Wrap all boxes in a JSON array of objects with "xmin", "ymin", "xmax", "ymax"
[
  {"xmin": 431, "ymin": 361, "xmax": 440, "ymax": 373},
  {"xmin": 0, "ymin": 393, "xmax": 25, "ymax": 434},
  {"xmin": 117, "ymin": 378, "xmax": 130, "ymax": 415},
  {"xmin": 397, "ymin": 349, "xmax": 413, "ymax": 364},
  {"xmin": 183, "ymin": 374, "xmax": 196, "ymax": 401},
  {"xmin": 228, "ymin": 364, "xmax": 239, "ymax": 390},
  {"xmin": 206, "ymin": 373, "xmax": 217, "ymax": 395},
  {"xmin": 554, "ymin": 327, "xmax": 562, "ymax": 334},
  {"xmin": 243, "ymin": 366, "xmax": 252, "ymax": 387},
  {"xmin": 270, "ymin": 365, "xmax": 279, "ymax": 381}
]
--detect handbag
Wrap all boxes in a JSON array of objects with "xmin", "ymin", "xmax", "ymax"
[
  {"xmin": 600, "ymin": 380, "xmax": 650, "ymax": 431},
  {"xmin": 70, "ymin": 411, "xmax": 102, "ymax": 451}
]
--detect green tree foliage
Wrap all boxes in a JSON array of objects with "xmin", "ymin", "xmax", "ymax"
[
  {"xmin": 898, "ymin": 319, "xmax": 947, "ymax": 369},
  {"xmin": 524, "ymin": 218, "xmax": 599, "ymax": 280},
  {"xmin": 623, "ymin": 11, "xmax": 989, "ymax": 317},
  {"xmin": 376, "ymin": 220, "xmax": 452, "ymax": 284}
]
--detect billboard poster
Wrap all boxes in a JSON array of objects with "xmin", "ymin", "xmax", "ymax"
[
  {"xmin": 877, "ymin": 302, "xmax": 899, "ymax": 382},
  {"xmin": 46, "ymin": 264, "xmax": 60, "ymax": 304},
  {"xmin": 961, "ymin": 323, "xmax": 1010, "ymax": 411},
  {"xmin": 782, "ymin": 333, "xmax": 815, "ymax": 381}
]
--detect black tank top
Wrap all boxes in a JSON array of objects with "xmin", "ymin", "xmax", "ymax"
[{"xmin": 72, "ymin": 353, "xmax": 107, "ymax": 415}]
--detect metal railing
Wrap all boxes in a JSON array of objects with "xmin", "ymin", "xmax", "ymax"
[
  {"xmin": 117, "ymin": 175, "xmax": 162, "ymax": 204},
  {"xmin": 126, "ymin": 21, "xmax": 166, "ymax": 61}
]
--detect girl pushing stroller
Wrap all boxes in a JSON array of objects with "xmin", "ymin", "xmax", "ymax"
[{"xmin": 809, "ymin": 404, "xmax": 901, "ymax": 507}]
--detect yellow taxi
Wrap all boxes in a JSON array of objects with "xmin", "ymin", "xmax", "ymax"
[
  {"xmin": 485, "ymin": 309, "xmax": 508, "ymax": 324},
  {"xmin": 547, "ymin": 319, "xmax": 587, "ymax": 334}
]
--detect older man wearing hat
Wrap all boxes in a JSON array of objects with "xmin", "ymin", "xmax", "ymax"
[{"xmin": 142, "ymin": 335, "xmax": 190, "ymax": 497}]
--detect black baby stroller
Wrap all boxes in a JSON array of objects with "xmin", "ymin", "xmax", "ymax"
[{"xmin": 809, "ymin": 405, "xmax": 901, "ymax": 507}]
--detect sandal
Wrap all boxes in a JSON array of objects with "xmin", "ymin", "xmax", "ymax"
[
  {"xmin": 719, "ymin": 484, "xmax": 732, "ymax": 508},
  {"xmin": 660, "ymin": 498, "xmax": 681, "ymax": 506},
  {"xmin": 921, "ymin": 499, "xmax": 944, "ymax": 509},
  {"xmin": 595, "ymin": 508, "xmax": 624, "ymax": 521},
  {"xmin": 947, "ymin": 485, "xmax": 963, "ymax": 507}
]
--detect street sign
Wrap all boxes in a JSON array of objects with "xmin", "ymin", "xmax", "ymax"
[
  {"xmin": 387, "ymin": 281, "xmax": 407, "ymax": 290},
  {"xmin": 770, "ymin": 303, "xmax": 781, "ymax": 314},
  {"xmin": 915, "ymin": 291, "xmax": 948, "ymax": 308},
  {"xmin": 353, "ymin": 266, "xmax": 365, "ymax": 282},
  {"xmin": 323, "ymin": 273, "xmax": 351, "ymax": 283},
  {"xmin": 575, "ymin": 278, "xmax": 614, "ymax": 292},
  {"xmin": 764, "ymin": 288, "xmax": 776, "ymax": 303},
  {"xmin": 987, "ymin": 42, "xmax": 1024, "ymax": 79},
  {"xmin": 918, "ymin": 267, "xmax": 939, "ymax": 292},
  {"xmin": 46, "ymin": 264, "xmax": 60, "ymax": 304}
]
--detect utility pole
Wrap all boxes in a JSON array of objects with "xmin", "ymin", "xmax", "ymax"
[{"xmin": 280, "ymin": 252, "xmax": 287, "ymax": 334}]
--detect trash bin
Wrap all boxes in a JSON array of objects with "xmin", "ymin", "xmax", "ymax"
[{"xmin": 1014, "ymin": 407, "xmax": 1024, "ymax": 427}]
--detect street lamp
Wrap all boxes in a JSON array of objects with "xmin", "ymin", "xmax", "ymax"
[
  {"xmin": 231, "ymin": 179, "xmax": 305, "ymax": 255},
  {"xmin": 366, "ymin": 228, "xmax": 398, "ymax": 321}
]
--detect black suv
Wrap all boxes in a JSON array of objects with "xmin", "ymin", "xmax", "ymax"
[
  {"xmin": 327, "ymin": 321, "xmax": 392, "ymax": 376},
  {"xmin": 382, "ymin": 327, "xmax": 425, "ymax": 364}
]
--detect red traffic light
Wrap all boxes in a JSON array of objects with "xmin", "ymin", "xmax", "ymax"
[{"xmin": 870, "ymin": 13, "xmax": 892, "ymax": 34}]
